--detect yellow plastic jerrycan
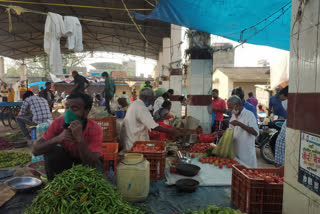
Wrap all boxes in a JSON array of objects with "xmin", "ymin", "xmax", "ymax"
[{"xmin": 116, "ymin": 153, "xmax": 150, "ymax": 202}]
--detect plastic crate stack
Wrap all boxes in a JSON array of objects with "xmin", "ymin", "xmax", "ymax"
[
  {"xmin": 90, "ymin": 117, "xmax": 118, "ymax": 174},
  {"xmin": 129, "ymin": 141, "xmax": 166, "ymax": 181},
  {"xmin": 231, "ymin": 164, "xmax": 284, "ymax": 214}
]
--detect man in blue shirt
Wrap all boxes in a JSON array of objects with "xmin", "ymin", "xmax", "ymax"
[
  {"xmin": 231, "ymin": 87, "xmax": 257, "ymax": 119},
  {"xmin": 269, "ymin": 87, "xmax": 287, "ymax": 119}
]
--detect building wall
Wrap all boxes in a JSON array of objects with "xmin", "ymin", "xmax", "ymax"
[
  {"xmin": 255, "ymin": 87, "xmax": 270, "ymax": 107},
  {"xmin": 233, "ymin": 81, "xmax": 267, "ymax": 99},
  {"xmin": 283, "ymin": 0, "xmax": 320, "ymax": 213},
  {"xmin": 212, "ymin": 70, "xmax": 230, "ymax": 100}
]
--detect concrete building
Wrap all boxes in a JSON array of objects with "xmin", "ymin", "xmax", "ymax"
[
  {"xmin": 212, "ymin": 67, "xmax": 270, "ymax": 100},
  {"xmin": 122, "ymin": 60, "xmax": 136, "ymax": 77}
]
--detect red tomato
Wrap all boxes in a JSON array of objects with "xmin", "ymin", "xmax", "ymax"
[
  {"xmin": 218, "ymin": 163, "xmax": 223, "ymax": 169},
  {"xmin": 248, "ymin": 170, "xmax": 253, "ymax": 175},
  {"xmin": 254, "ymin": 170, "xmax": 259, "ymax": 175},
  {"xmin": 227, "ymin": 164, "xmax": 232, "ymax": 168},
  {"xmin": 191, "ymin": 154, "xmax": 196, "ymax": 158}
]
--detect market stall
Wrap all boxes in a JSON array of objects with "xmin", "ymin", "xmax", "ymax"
[{"xmin": 0, "ymin": 116, "xmax": 284, "ymax": 214}]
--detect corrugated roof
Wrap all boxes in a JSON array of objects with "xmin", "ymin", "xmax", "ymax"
[
  {"xmin": 215, "ymin": 67, "xmax": 270, "ymax": 81},
  {"xmin": 0, "ymin": 0, "xmax": 170, "ymax": 60}
]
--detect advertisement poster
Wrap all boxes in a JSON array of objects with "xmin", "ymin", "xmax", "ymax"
[{"xmin": 298, "ymin": 132, "xmax": 320, "ymax": 196}]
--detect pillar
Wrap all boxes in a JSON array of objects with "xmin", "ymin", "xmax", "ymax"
[
  {"xmin": 19, "ymin": 64, "xmax": 26, "ymax": 82},
  {"xmin": 186, "ymin": 31, "xmax": 212, "ymax": 133},
  {"xmin": 0, "ymin": 57, "xmax": 5, "ymax": 81},
  {"xmin": 169, "ymin": 24, "xmax": 183, "ymax": 117},
  {"xmin": 157, "ymin": 52, "xmax": 163, "ymax": 88},
  {"xmin": 161, "ymin": 37, "xmax": 170, "ymax": 89},
  {"xmin": 282, "ymin": 1, "xmax": 320, "ymax": 213}
]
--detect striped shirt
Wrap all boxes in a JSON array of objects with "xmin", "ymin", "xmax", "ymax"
[
  {"xmin": 275, "ymin": 120, "xmax": 287, "ymax": 166},
  {"xmin": 18, "ymin": 96, "xmax": 52, "ymax": 124}
]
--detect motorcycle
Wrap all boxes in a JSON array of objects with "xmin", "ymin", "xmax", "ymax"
[{"xmin": 256, "ymin": 118, "xmax": 285, "ymax": 164}]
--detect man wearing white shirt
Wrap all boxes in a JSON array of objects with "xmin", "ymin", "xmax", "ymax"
[
  {"xmin": 227, "ymin": 95, "xmax": 259, "ymax": 168},
  {"xmin": 153, "ymin": 92, "xmax": 169, "ymax": 115},
  {"xmin": 120, "ymin": 88, "xmax": 182, "ymax": 151}
]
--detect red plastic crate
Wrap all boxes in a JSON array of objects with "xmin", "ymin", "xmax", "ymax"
[
  {"xmin": 231, "ymin": 165, "xmax": 284, "ymax": 214},
  {"xmin": 102, "ymin": 142, "xmax": 118, "ymax": 176},
  {"xmin": 90, "ymin": 117, "xmax": 116, "ymax": 142},
  {"xmin": 129, "ymin": 141, "xmax": 166, "ymax": 181}
]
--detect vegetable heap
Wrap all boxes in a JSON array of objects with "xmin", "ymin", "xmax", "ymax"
[
  {"xmin": 182, "ymin": 205, "xmax": 243, "ymax": 214},
  {"xmin": 25, "ymin": 165, "xmax": 147, "ymax": 214},
  {"xmin": 187, "ymin": 143, "xmax": 215, "ymax": 153},
  {"xmin": 241, "ymin": 169, "xmax": 284, "ymax": 184},
  {"xmin": 0, "ymin": 137, "xmax": 12, "ymax": 151},
  {"xmin": 4, "ymin": 132, "xmax": 25, "ymax": 141},
  {"xmin": 199, "ymin": 157, "xmax": 239, "ymax": 169},
  {"xmin": 0, "ymin": 151, "xmax": 30, "ymax": 168},
  {"xmin": 131, "ymin": 144, "xmax": 163, "ymax": 153}
]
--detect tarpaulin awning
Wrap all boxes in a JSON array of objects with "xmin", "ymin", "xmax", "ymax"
[{"xmin": 133, "ymin": 0, "xmax": 292, "ymax": 50}]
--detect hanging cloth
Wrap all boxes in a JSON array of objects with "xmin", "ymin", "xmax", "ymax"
[
  {"xmin": 44, "ymin": 12, "xmax": 66, "ymax": 75},
  {"xmin": 64, "ymin": 16, "xmax": 83, "ymax": 52}
]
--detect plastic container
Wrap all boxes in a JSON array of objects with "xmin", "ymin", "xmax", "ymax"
[
  {"xmin": 114, "ymin": 110, "xmax": 125, "ymax": 119},
  {"xmin": 129, "ymin": 141, "xmax": 166, "ymax": 181},
  {"xmin": 90, "ymin": 117, "xmax": 116, "ymax": 142},
  {"xmin": 102, "ymin": 142, "xmax": 118, "ymax": 176},
  {"xmin": 231, "ymin": 164, "xmax": 284, "ymax": 214},
  {"xmin": 117, "ymin": 153, "xmax": 150, "ymax": 202}
]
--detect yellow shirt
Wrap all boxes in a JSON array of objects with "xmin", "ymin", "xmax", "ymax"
[{"xmin": 8, "ymin": 88, "xmax": 15, "ymax": 102}]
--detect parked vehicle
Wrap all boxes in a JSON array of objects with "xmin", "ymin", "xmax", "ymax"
[{"xmin": 256, "ymin": 119, "xmax": 285, "ymax": 164}]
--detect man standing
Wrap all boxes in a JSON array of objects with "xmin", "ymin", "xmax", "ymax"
[
  {"xmin": 232, "ymin": 87, "xmax": 257, "ymax": 119},
  {"xmin": 227, "ymin": 95, "xmax": 259, "ymax": 168},
  {"xmin": 275, "ymin": 86, "xmax": 288, "ymax": 167},
  {"xmin": 269, "ymin": 86, "xmax": 287, "ymax": 119},
  {"xmin": 101, "ymin": 72, "xmax": 115, "ymax": 114},
  {"xmin": 120, "ymin": 88, "xmax": 183, "ymax": 151},
  {"xmin": 39, "ymin": 82, "xmax": 55, "ymax": 112},
  {"xmin": 17, "ymin": 91, "xmax": 52, "ymax": 138},
  {"xmin": 246, "ymin": 92, "xmax": 258, "ymax": 108},
  {"xmin": 71, "ymin": 71, "xmax": 90, "ymax": 94},
  {"xmin": 32, "ymin": 93, "xmax": 103, "ymax": 180},
  {"xmin": 211, "ymin": 89, "xmax": 227, "ymax": 133}
]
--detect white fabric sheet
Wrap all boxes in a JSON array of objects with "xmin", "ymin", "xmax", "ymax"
[
  {"xmin": 44, "ymin": 12, "xmax": 65, "ymax": 75},
  {"xmin": 165, "ymin": 158, "xmax": 247, "ymax": 186},
  {"xmin": 64, "ymin": 16, "xmax": 83, "ymax": 52}
]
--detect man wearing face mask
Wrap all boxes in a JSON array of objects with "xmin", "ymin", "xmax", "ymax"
[
  {"xmin": 32, "ymin": 93, "xmax": 103, "ymax": 180},
  {"xmin": 120, "ymin": 87, "xmax": 183, "ymax": 151},
  {"xmin": 227, "ymin": 95, "xmax": 259, "ymax": 168},
  {"xmin": 231, "ymin": 87, "xmax": 257, "ymax": 119},
  {"xmin": 275, "ymin": 86, "xmax": 288, "ymax": 167}
]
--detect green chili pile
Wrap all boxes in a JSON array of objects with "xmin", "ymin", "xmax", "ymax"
[
  {"xmin": 0, "ymin": 151, "xmax": 31, "ymax": 168},
  {"xmin": 4, "ymin": 132, "xmax": 25, "ymax": 141},
  {"xmin": 25, "ymin": 165, "xmax": 147, "ymax": 214}
]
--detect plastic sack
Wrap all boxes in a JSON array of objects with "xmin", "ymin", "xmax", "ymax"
[{"xmin": 212, "ymin": 129, "xmax": 234, "ymax": 158}]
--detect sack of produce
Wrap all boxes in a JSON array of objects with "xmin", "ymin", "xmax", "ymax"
[{"xmin": 212, "ymin": 128, "xmax": 235, "ymax": 159}]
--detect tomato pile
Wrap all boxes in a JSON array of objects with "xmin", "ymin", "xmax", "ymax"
[
  {"xmin": 131, "ymin": 144, "xmax": 163, "ymax": 153},
  {"xmin": 187, "ymin": 143, "xmax": 215, "ymax": 153},
  {"xmin": 241, "ymin": 169, "xmax": 284, "ymax": 184},
  {"xmin": 199, "ymin": 156, "xmax": 239, "ymax": 169}
]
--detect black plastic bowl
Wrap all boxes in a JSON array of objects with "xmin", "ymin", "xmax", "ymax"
[
  {"xmin": 176, "ymin": 163, "xmax": 200, "ymax": 177},
  {"xmin": 176, "ymin": 178, "xmax": 199, "ymax": 193}
]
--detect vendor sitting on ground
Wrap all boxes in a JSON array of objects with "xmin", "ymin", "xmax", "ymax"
[
  {"xmin": 17, "ymin": 91, "xmax": 53, "ymax": 139},
  {"xmin": 153, "ymin": 100, "xmax": 174, "ymax": 123},
  {"xmin": 120, "ymin": 87, "xmax": 183, "ymax": 151},
  {"xmin": 32, "ymin": 93, "xmax": 103, "ymax": 180},
  {"xmin": 150, "ymin": 100, "xmax": 175, "ymax": 140},
  {"xmin": 227, "ymin": 95, "xmax": 259, "ymax": 168}
]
